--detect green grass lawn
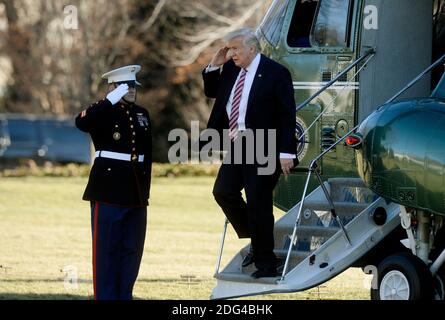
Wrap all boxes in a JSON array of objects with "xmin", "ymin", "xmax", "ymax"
[{"xmin": 0, "ymin": 176, "xmax": 370, "ymax": 300}]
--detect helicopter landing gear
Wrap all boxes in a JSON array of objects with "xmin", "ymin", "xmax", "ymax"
[{"xmin": 370, "ymin": 252, "xmax": 434, "ymax": 300}]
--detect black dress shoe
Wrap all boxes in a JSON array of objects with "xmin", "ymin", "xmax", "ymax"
[
  {"xmin": 242, "ymin": 253, "xmax": 254, "ymax": 268},
  {"xmin": 251, "ymin": 269, "xmax": 277, "ymax": 279}
]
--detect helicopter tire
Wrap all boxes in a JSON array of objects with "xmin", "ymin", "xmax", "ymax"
[{"xmin": 370, "ymin": 252, "xmax": 433, "ymax": 300}]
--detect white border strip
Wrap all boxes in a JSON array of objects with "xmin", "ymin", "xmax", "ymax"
[{"xmin": 293, "ymin": 81, "xmax": 359, "ymax": 90}]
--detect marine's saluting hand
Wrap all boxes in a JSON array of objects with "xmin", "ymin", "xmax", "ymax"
[{"xmin": 106, "ymin": 84, "xmax": 129, "ymax": 105}]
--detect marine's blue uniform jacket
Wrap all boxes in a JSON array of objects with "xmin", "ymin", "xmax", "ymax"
[{"xmin": 75, "ymin": 99, "xmax": 152, "ymax": 207}]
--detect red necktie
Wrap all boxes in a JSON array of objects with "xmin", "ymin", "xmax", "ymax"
[{"xmin": 229, "ymin": 69, "xmax": 247, "ymax": 140}]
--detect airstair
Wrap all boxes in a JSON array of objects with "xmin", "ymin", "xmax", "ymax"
[{"xmin": 211, "ymin": 176, "xmax": 402, "ymax": 300}]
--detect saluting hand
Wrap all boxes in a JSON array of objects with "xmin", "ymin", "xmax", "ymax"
[
  {"xmin": 210, "ymin": 47, "xmax": 230, "ymax": 68},
  {"xmin": 106, "ymin": 84, "xmax": 129, "ymax": 105}
]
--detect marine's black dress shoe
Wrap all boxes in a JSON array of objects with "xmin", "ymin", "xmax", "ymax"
[
  {"xmin": 242, "ymin": 252, "xmax": 254, "ymax": 268},
  {"xmin": 251, "ymin": 269, "xmax": 277, "ymax": 279}
]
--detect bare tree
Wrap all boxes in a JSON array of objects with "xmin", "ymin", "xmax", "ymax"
[
  {"xmin": 0, "ymin": 0, "xmax": 271, "ymax": 160},
  {"xmin": 0, "ymin": 0, "xmax": 137, "ymax": 113}
]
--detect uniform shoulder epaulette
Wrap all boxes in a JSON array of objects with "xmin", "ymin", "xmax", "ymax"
[{"xmin": 88, "ymin": 101, "xmax": 100, "ymax": 108}]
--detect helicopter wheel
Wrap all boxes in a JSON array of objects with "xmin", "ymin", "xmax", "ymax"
[
  {"xmin": 433, "ymin": 273, "xmax": 444, "ymax": 300},
  {"xmin": 433, "ymin": 264, "xmax": 445, "ymax": 300},
  {"xmin": 370, "ymin": 252, "xmax": 433, "ymax": 300}
]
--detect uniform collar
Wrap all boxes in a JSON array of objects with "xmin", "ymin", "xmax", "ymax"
[{"xmin": 119, "ymin": 102, "xmax": 134, "ymax": 109}]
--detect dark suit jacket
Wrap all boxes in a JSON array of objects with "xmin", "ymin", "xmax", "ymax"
[{"xmin": 202, "ymin": 55, "xmax": 297, "ymax": 155}]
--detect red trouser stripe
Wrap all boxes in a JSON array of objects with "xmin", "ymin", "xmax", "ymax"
[{"xmin": 93, "ymin": 202, "xmax": 100, "ymax": 300}]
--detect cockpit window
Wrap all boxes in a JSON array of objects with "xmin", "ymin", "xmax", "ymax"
[
  {"xmin": 310, "ymin": 0, "xmax": 353, "ymax": 47},
  {"xmin": 287, "ymin": 0, "xmax": 319, "ymax": 48},
  {"xmin": 260, "ymin": 0, "xmax": 289, "ymax": 47}
]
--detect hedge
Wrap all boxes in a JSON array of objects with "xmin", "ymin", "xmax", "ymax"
[{"xmin": 0, "ymin": 161, "xmax": 220, "ymax": 178}]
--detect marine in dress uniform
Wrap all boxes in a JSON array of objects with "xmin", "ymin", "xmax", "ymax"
[{"xmin": 75, "ymin": 65, "xmax": 152, "ymax": 300}]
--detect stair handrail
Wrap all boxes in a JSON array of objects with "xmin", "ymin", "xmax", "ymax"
[
  {"xmin": 386, "ymin": 54, "xmax": 445, "ymax": 104},
  {"xmin": 296, "ymin": 48, "xmax": 376, "ymax": 114},
  {"xmin": 301, "ymin": 52, "xmax": 376, "ymax": 138},
  {"xmin": 215, "ymin": 219, "xmax": 229, "ymax": 275},
  {"xmin": 280, "ymin": 163, "xmax": 317, "ymax": 280}
]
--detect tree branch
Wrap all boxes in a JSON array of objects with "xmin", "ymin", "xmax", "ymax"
[
  {"xmin": 172, "ymin": 1, "xmax": 263, "ymax": 67},
  {"xmin": 192, "ymin": 2, "xmax": 234, "ymax": 25},
  {"xmin": 140, "ymin": 0, "xmax": 166, "ymax": 32}
]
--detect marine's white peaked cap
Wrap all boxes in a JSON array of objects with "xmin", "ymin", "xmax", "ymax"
[{"xmin": 101, "ymin": 65, "xmax": 142, "ymax": 85}]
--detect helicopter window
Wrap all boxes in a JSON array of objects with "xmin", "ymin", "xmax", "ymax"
[
  {"xmin": 434, "ymin": 0, "xmax": 445, "ymax": 16},
  {"xmin": 434, "ymin": 0, "xmax": 445, "ymax": 43},
  {"xmin": 287, "ymin": 0, "xmax": 319, "ymax": 48},
  {"xmin": 310, "ymin": 0, "xmax": 352, "ymax": 47},
  {"xmin": 259, "ymin": 0, "xmax": 289, "ymax": 47},
  {"xmin": 434, "ymin": 0, "xmax": 445, "ymax": 55}
]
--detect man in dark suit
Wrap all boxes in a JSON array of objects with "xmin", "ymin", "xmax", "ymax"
[
  {"xmin": 203, "ymin": 28, "xmax": 297, "ymax": 278},
  {"xmin": 75, "ymin": 65, "xmax": 152, "ymax": 300}
]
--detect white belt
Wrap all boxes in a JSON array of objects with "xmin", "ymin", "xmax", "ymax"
[{"xmin": 95, "ymin": 151, "xmax": 144, "ymax": 162}]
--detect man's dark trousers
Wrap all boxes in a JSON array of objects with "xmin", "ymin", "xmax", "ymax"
[
  {"xmin": 212, "ymin": 141, "xmax": 281, "ymax": 271},
  {"xmin": 91, "ymin": 202, "xmax": 147, "ymax": 300}
]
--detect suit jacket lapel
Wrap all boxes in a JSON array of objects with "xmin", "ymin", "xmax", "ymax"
[
  {"xmin": 246, "ymin": 55, "xmax": 266, "ymax": 119},
  {"xmin": 218, "ymin": 65, "xmax": 240, "ymax": 121}
]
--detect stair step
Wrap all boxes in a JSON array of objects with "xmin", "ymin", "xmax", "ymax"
[
  {"xmin": 327, "ymin": 178, "xmax": 366, "ymax": 188},
  {"xmin": 297, "ymin": 201, "xmax": 366, "ymax": 227},
  {"xmin": 216, "ymin": 251, "xmax": 307, "ymax": 284},
  {"xmin": 274, "ymin": 225, "xmax": 340, "ymax": 251},
  {"xmin": 302, "ymin": 201, "xmax": 369, "ymax": 213},
  {"xmin": 275, "ymin": 225, "xmax": 340, "ymax": 236},
  {"xmin": 240, "ymin": 247, "xmax": 311, "ymax": 260},
  {"xmin": 215, "ymin": 272, "xmax": 280, "ymax": 284},
  {"xmin": 327, "ymin": 179, "xmax": 378, "ymax": 203},
  {"xmin": 274, "ymin": 249, "xmax": 310, "ymax": 259}
]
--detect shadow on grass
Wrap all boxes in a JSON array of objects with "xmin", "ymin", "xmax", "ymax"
[
  {"xmin": 0, "ymin": 293, "xmax": 91, "ymax": 300},
  {"xmin": 0, "ymin": 278, "xmax": 92, "ymax": 284},
  {"xmin": 0, "ymin": 277, "xmax": 207, "ymax": 284},
  {"xmin": 0, "ymin": 277, "xmax": 211, "ymax": 300},
  {"xmin": 0, "ymin": 293, "xmax": 169, "ymax": 301}
]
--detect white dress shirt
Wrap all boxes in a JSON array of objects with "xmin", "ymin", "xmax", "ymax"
[{"xmin": 206, "ymin": 54, "xmax": 296, "ymax": 160}]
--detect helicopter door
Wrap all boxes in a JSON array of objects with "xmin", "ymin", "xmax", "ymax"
[
  {"xmin": 270, "ymin": 0, "xmax": 360, "ymax": 211},
  {"xmin": 285, "ymin": 0, "xmax": 358, "ymax": 170}
]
